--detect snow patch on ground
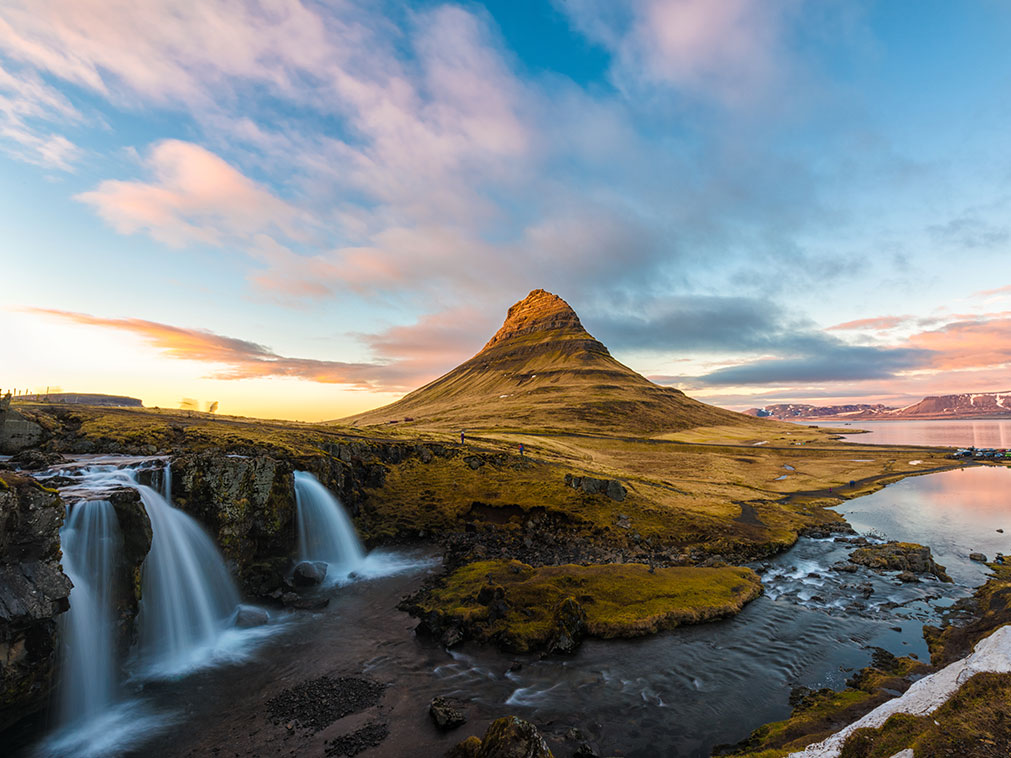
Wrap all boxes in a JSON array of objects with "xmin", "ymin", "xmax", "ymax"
[{"xmin": 788, "ymin": 626, "xmax": 1011, "ymax": 757}]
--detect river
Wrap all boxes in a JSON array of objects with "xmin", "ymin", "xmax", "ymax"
[{"xmin": 12, "ymin": 433, "xmax": 1011, "ymax": 757}]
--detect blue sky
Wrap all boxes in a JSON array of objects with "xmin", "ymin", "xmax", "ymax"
[{"xmin": 3, "ymin": 0, "xmax": 1011, "ymax": 420}]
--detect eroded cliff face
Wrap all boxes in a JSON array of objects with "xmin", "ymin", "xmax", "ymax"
[
  {"xmin": 170, "ymin": 452, "xmax": 297, "ymax": 577},
  {"xmin": 0, "ymin": 474, "xmax": 71, "ymax": 731},
  {"xmin": 0, "ymin": 409, "xmax": 47, "ymax": 455}
]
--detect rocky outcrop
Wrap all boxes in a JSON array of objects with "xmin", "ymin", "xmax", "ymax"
[
  {"xmin": 450, "ymin": 716, "xmax": 554, "ymax": 758},
  {"xmin": 546, "ymin": 597, "xmax": 586, "ymax": 655},
  {"xmin": 170, "ymin": 453, "xmax": 296, "ymax": 577},
  {"xmin": 848, "ymin": 542, "xmax": 953, "ymax": 582},
  {"xmin": 429, "ymin": 695, "xmax": 467, "ymax": 730},
  {"xmin": 0, "ymin": 474, "xmax": 71, "ymax": 731},
  {"xmin": 0, "ymin": 409, "xmax": 46, "ymax": 454},
  {"xmin": 106, "ymin": 488, "xmax": 151, "ymax": 651},
  {"xmin": 563, "ymin": 474, "xmax": 626, "ymax": 502}
]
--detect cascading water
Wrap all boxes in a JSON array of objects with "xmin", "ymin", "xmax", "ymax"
[
  {"xmin": 293, "ymin": 471, "xmax": 364, "ymax": 571},
  {"xmin": 57, "ymin": 499, "xmax": 122, "ymax": 726},
  {"xmin": 30, "ymin": 458, "xmax": 274, "ymax": 758},
  {"xmin": 162, "ymin": 460, "xmax": 172, "ymax": 502},
  {"xmin": 53, "ymin": 463, "xmax": 242, "ymax": 676},
  {"xmin": 133, "ymin": 476, "xmax": 241, "ymax": 676}
]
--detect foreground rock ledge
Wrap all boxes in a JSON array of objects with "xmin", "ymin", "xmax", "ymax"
[
  {"xmin": 409, "ymin": 559, "xmax": 762, "ymax": 653},
  {"xmin": 0, "ymin": 473, "xmax": 71, "ymax": 731}
]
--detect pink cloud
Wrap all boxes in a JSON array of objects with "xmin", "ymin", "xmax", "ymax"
[
  {"xmin": 827, "ymin": 315, "xmax": 911, "ymax": 331},
  {"xmin": 907, "ymin": 315, "xmax": 1011, "ymax": 371},
  {"xmin": 75, "ymin": 140, "xmax": 305, "ymax": 247},
  {"xmin": 557, "ymin": 0, "xmax": 798, "ymax": 105},
  {"xmin": 974, "ymin": 284, "xmax": 1011, "ymax": 298}
]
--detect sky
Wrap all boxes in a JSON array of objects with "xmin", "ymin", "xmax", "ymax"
[{"xmin": 3, "ymin": 0, "xmax": 1011, "ymax": 421}]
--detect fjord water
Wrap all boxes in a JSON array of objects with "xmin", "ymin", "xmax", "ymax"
[
  {"xmin": 822, "ymin": 418, "xmax": 1011, "ymax": 447},
  {"xmin": 293, "ymin": 470, "xmax": 365, "ymax": 573}
]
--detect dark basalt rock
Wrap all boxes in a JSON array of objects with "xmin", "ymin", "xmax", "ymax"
[
  {"xmin": 429, "ymin": 695, "xmax": 467, "ymax": 730},
  {"xmin": 324, "ymin": 721, "xmax": 390, "ymax": 756},
  {"xmin": 0, "ymin": 474, "xmax": 72, "ymax": 731},
  {"xmin": 235, "ymin": 606, "xmax": 269, "ymax": 628},
  {"xmin": 8, "ymin": 450, "xmax": 63, "ymax": 471},
  {"xmin": 169, "ymin": 452, "xmax": 296, "ymax": 577},
  {"xmin": 292, "ymin": 560, "xmax": 328, "ymax": 587},
  {"xmin": 266, "ymin": 675, "xmax": 386, "ymax": 733}
]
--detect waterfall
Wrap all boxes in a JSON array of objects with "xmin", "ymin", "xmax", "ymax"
[
  {"xmin": 134, "ymin": 481, "xmax": 240, "ymax": 676},
  {"xmin": 293, "ymin": 471, "xmax": 364, "ymax": 571},
  {"xmin": 57, "ymin": 464, "xmax": 242, "ymax": 677},
  {"xmin": 162, "ymin": 459, "xmax": 172, "ymax": 502},
  {"xmin": 57, "ymin": 499, "xmax": 122, "ymax": 726}
]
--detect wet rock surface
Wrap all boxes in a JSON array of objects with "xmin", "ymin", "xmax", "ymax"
[
  {"xmin": 171, "ymin": 452, "xmax": 296, "ymax": 577},
  {"xmin": 429, "ymin": 695, "xmax": 468, "ymax": 730},
  {"xmin": 546, "ymin": 597, "xmax": 587, "ymax": 655},
  {"xmin": 265, "ymin": 675, "xmax": 386, "ymax": 733},
  {"xmin": 293, "ymin": 560, "xmax": 328, "ymax": 586},
  {"xmin": 324, "ymin": 721, "xmax": 390, "ymax": 756},
  {"xmin": 0, "ymin": 474, "xmax": 71, "ymax": 731},
  {"xmin": 452, "ymin": 716, "xmax": 555, "ymax": 758}
]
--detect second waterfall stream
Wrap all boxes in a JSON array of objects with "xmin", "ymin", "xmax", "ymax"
[{"xmin": 293, "ymin": 470, "xmax": 365, "ymax": 577}]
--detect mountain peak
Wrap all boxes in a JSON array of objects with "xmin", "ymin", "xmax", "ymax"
[{"xmin": 481, "ymin": 289, "xmax": 587, "ymax": 351}]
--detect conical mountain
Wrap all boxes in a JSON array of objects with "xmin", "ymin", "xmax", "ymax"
[{"xmin": 343, "ymin": 289, "xmax": 760, "ymax": 435}]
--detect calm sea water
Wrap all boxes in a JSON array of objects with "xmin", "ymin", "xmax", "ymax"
[{"xmin": 814, "ymin": 418, "xmax": 1011, "ymax": 447}]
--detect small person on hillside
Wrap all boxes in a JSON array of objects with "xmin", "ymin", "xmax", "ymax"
[
  {"xmin": 519, "ymin": 443, "xmax": 524, "ymax": 456},
  {"xmin": 460, "ymin": 430, "xmax": 466, "ymax": 445}
]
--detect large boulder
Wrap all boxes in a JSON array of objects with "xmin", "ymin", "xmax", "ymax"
[
  {"xmin": 0, "ymin": 474, "xmax": 72, "ymax": 731},
  {"xmin": 546, "ymin": 597, "xmax": 586, "ymax": 655},
  {"xmin": 563, "ymin": 474, "xmax": 626, "ymax": 502},
  {"xmin": 292, "ymin": 560, "xmax": 327, "ymax": 587},
  {"xmin": 429, "ymin": 695, "xmax": 467, "ymax": 730},
  {"xmin": 450, "ymin": 716, "xmax": 554, "ymax": 758},
  {"xmin": 0, "ymin": 409, "xmax": 46, "ymax": 455},
  {"xmin": 849, "ymin": 541, "xmax": 953, "ymax": 582},
  {"xmin": 169, "ymin": 453, "xmax": 296, "ymax": 578}
]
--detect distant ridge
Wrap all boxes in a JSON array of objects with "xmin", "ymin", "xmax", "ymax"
[
  {"xmin": 341, "ymin": 289, "xmax": 762, "ymax": 435},
  {"xmin": 747, "ymin": 392, "xmax": 1011, "ymax": 421},
  {"xmin": 15, "ymin": 393, "xmax": 143, "ymax": 408}
]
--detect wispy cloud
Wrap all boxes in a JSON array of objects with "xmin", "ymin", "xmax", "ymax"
[
  {"xmin": 555, "ymin": 0, "xmax": 800, "ymax": 105},
  {"xmin": 826, "ymin": 315, "xmax": 911, "ymax": 332},
  {"xmin": 0, "ymin": 61, "xmax": 82, "ymax": 168},
  {"xmin": 25, "ymin": 307, "xmax": 426, "ymax": 390}
]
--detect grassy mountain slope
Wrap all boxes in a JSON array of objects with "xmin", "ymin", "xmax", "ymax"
[{"xmin": 342, "ymin": 289, "xmax": 767, "ymax": 435}]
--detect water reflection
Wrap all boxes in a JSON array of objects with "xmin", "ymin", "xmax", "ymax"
[
  {"xmin": 814, "ymin": 419, "xmax": 1011, "ymax": 448},
  {"xmin": 833, "ymin": 465, "xmax": 1011, "ymax": 585}
]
